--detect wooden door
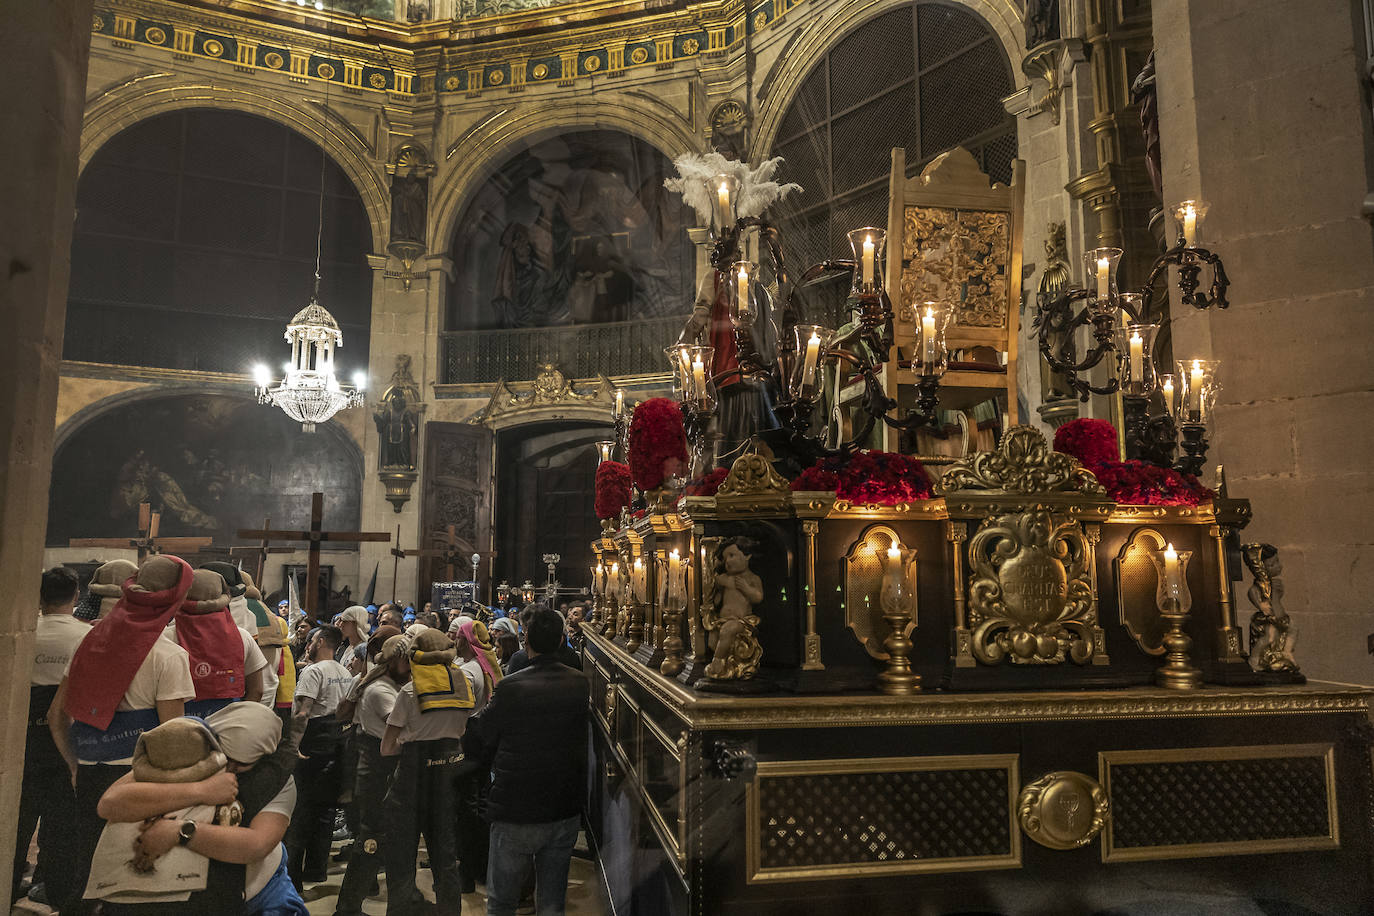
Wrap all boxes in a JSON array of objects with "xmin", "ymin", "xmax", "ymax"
[{"xmin": 420, "ymin": 422, "xmax": 495, "ymax": 603}]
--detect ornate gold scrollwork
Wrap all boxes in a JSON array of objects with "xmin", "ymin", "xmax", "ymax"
[
  {"xmin": 714, "ymin": 450, "xmax": 791, "ymax": 503},
  {"xmin": 968, "ymin": 509, "xmax": 1100, "ymax": 665},
  {"xmin": 1018, "ymin": 770, "xmax": 1109, "ymax": 850},
  {"xmin": 938, "ymin": 426, "xmax": 1104, "ymax": 496}
]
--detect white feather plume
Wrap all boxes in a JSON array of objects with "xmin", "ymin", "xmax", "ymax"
[{"xmin": 664, "ymin": 152, "xmax": 802, "ymax": 221}]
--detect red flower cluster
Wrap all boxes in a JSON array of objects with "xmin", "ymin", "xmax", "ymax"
[
  {"xmin": 594, "ymin": 460, "xmax": 632, "ymax": 521},
  {"xmin": 1053, "ymin": 418, "xmax": 1120, "ymax": 468},
  {"xmin": 685, "ymin": 467, "xmax": 730, "ymax": 496},
  {"xmin": 1093, "ymin": 460, "xmax": 1212, "ymax": 506},
  {"xmin": 789, "ymin": 450, "xmax": 934, "ymax": 505},
  {"xmin": 627, "ymin": 398, "xmax": 689, "ymax": 492},
  {"xmin": 1051, "ymin": 418, "xmax": 1211, "ymax": 506}
]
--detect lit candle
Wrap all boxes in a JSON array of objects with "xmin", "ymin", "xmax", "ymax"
[
  {"xmin": 716, "ymin": 181, "xmax": 731, "ymax": 231},
  {"xmin": 736, "ymin": 266, "xmax": 750, "ymax": 321},
  {"xmin": 1096, "ymin": 256, "xmax": 1111, "ymax": 300},
  {"xmin": 614, "ymin": 389, "xmax": 624, "ymax": 419},
  {"xmin": 633, "ymin": 557, "xmax": 645, "ymax": 601},
  {"xmin": 1182, "ymin": 203, "xmax": 1197, "ymax": 247},
  {"xmin": 691, "ymin": 356, "xmax": 706, "ymax": 401},
  {"xmin": 1129, "ymin": 331, "xmax": 1144, "ymax": 383},
  {"xmin": 669, "ymin": 549, "xmax": 681, "ymax": 602},
  {"xmin": 1189, "ymin": 360, "xmax": 1204, "ymax": 417},
  {"xmin": 1163, "ymin": 543, "xmax": 1181, "ymax": 598},
  {"xmin": 861, "ymin": 235, "xmax": 875, "ymax": 288},
  {"xmin": 922, "ymin": 307, "xmax": 937, "ymax": 370},
  {"xmin": 887, "ymin": 542, "xmax": 901, "ymax": 562},
  {"xmin": 1162, "ymin": 377, "xmax": 1175, "ymax": 413},
  {"xmin": 609, "ymin": 562, "xmax": 619, "ymax": 601},
  {"xmin": 801, "ymin": 330, "xmax": 821, "ymax": 392}
]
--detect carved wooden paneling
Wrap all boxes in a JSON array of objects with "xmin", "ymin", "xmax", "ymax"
[{"xmin": 421, "ymin": 422, "xmax": 493, "ymax": 596}]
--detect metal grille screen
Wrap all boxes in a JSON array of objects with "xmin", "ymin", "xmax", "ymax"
[{"xmin": 770, "ymin": 1, "xmax": 1017, "ymax": 282}]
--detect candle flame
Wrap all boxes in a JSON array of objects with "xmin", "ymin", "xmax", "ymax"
[
  {"xmin": 808, "ymin": 330, "xmax": 821, "ymax": 344},
  {"xmin": 670, "ymin": 549, "xmax": 680, "ymax": 560},
  {"xmin": 1192, "ymin": 359, "xmax": 1202, "ymax": 372},
  {"xmin": 1165, "ymin": 543, "xmax": 1177, "ymax": 559},
  {"xmin": 1184, "ymin": 202, "xmax": 1196, "ymax": 219},
  {"xmin": 1097, "ymin": 257, "xmax": 1110, "ymax": 270},
  {"xmin": 1130, "ymin": 331, "xmax": 1142, "ymax": 344},
  {"xmin": 718, "ymin": 182, "xmax": 728, "ymax": 195},
  {"xmin": 887, "ymin": 542, "xmax": 901, "ymax": 559},
  {"xmin": 925, "ymin": 306, "xmax": 934, "ymax": 320},
  {"xmin": 738, "ymin": 267, "xmax": 747, "ymax": 280}
]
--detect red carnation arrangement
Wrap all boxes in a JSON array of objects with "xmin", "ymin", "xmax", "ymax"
[
  {"xmin": 790, "ymin": 450, "xmax": 934, "ymax": 505},
  {"xmin": 685, "ymin": 466, "xmax": 730, "ymax": 496},
  {"xmin": 1053, "ymin": 418, "xmax": 1120, "ymax": 467},
  {"xmin": 627, "ymin": 398, "xmax": 689, "ymax": 492},
  {"xmin": 1052, "ymin": 418, "xmax": 1211, "ymax": 506},
  {"xmin": 594, "ymin": 460, "xmax": 633, "ymax": 521}
]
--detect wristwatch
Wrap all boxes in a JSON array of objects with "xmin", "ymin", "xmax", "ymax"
[{"xmin": 177, "ymin": 820, "xmax": 197, "ymax": 846}]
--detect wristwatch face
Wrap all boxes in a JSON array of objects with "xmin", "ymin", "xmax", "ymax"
[{"xmin": 179, "ymin": 820, "xmax": 196, "ymax": 845}]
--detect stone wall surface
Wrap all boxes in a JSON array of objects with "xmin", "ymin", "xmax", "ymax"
[
  {"xmin": 0, "ymin": 0, "xmax": 96, "ymax": 894},
  {"xmin": 1155, "ymin": 0, "xmax": 1374, "ymax": 683}
]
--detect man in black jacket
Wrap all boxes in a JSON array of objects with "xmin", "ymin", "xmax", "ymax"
[{"xmin": 466, "ymin": 603, "xmax": 588, "ymax": 916}]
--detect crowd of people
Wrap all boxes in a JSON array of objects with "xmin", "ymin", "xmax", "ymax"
[{"xmin": 13, "ymin": 559, "xmax": 592, "ymax": 916}]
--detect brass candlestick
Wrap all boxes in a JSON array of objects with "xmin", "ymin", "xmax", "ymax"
[
  {"xmin": 660, "ymin": 549, "xmax": 687, "ymax": 677},
  {"xmin": 876, "ymin": 541, "xmax": 920, "ymax": 695},
  {"xmin": 625, "ymin": 556, "xmax": 646, "ymax": 652},
  {"xmin": 1149, "ymin": 545, "xmax": 1201, "ymax": 690}
]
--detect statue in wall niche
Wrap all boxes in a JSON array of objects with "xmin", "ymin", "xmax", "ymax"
[
  {"xmin": 1025, "ymin": 0, "xmax": 1060, "ymax": 50},
  {"xmin": 1242, "ymin": 543, "xmax": 1300, "ymax": 674},
  {"xmin": 374, "ymin": 354, "xmax": 423, "ymax": 470},
  {"xmin": 390, "ymin": 171, "xmax": 429, "ymax": 245},
  {"xmin": 1130, "ymin": 50, "xmax": 1163, "ymax": 201},
  {"xmin": 1030, "ymin": 222, "xmax": 1075, "ymax": 402},
  {"xmin": 702, "ymin": 538, "xmax": 765, "ymax": 680}
]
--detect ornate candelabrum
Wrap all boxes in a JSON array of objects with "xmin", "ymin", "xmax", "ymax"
[
  {"xmin": 1174, "ymin": 358, "xmax": 1219, "ymax": 477},
  {"xmin": 1149, "ymin": 543, "xmax": 1201, "ymax": 690},
  {"xmin": 659, "ymin": 548, "xmax": 688, "ymax": 676},
  {"xmin": 1142, "ymin": 200, "xmax": 1229, "ymax": 311},
  {"xmin": 876, "ymin": 540, "xmax": 920, "ymax": 695},
  {"xmin": 666, "ymin": 343, "xmax": 718, "ymax": 478},
  {"xmin": 603, "ymin": 561, "xmax": 621, "ymax": 638},
  {"xmin": 589, "ymin": 562, "xmax": 605, "ymax": 629},
  {"xmin": 625, "ymin": 555, "xmax": 647, "ymax": 652}
]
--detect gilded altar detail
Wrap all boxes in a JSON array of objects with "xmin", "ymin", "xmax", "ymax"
[
  {"xmin": 1017, "ymin": 770, "xmax": 1110, "ymax": 850},
  {"xmin": 939, "ymin": 426, "xmax": 1104, "ymax": 496},
  {"xmin": 713, "ymin": 450, "xmax": 792, "ymax": 511},
  {"xmin": 843, "ymin": 525, "xmax": 917, "ymax": 660},
  {"xmin": 901, "ymin": 206, "xmax": 1010, "ymax": 329},
  {"xmin": 967, "ymin": 510, "xmax": 1102, "ymax": 665}
]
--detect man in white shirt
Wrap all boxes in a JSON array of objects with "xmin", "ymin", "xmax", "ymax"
[
  {"xmin": 380, "ymin": 627, "xmax": 481, "ymax": 916},
  {"xmin": 285, "ymin": 624, "xmax": 352, "ymax": 889},
  {"xmin": 11, "ymin": 568, "xmax": 89, "ymax": 910}
]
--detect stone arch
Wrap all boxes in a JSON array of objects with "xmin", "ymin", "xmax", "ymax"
[
  {"xmin": 79, "ymin": 80, "xmax": 390, "ymax": 253},
  {"xmin": 752, "ymin": 0, "xmax": 1025, "ymax": 158},
  {"xmin": 430, "ymin": 97, "xmax": 700, "ymax": 256}
]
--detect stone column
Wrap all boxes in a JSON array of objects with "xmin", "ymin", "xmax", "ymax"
[
  {"xmin": 1154, "ymin": 0, "xmax": 1374, "ymax": 681},
  {"xmin": 0, "ymin": 0, "xmax": 95, "ymax": 885}
]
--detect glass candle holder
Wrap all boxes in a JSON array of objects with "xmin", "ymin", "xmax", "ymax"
[
  {"xmin": 731, "ymin": 260, "xmax": 757, "ymax": 328},
  {"xmin": 1156, "ymin": 374, "xmax": 1177, "ymax": 417},
  {"xmin": 914, "ymin": 300, "xmax": 949, "ymax": 376},
  {"xmin": 665, "ymin": 345, "xmax": 693, "ymax": 401},
  {"xmin": 1084, "ymin": 247, "xmax": 1124, "ymax": 305},
  {"xmin": 848, "ymin": 227, "xmax": 887, "ymax": 298},
  {"xmin": 709, "ymin": 173, "xmax": 739, "ymax": 239},
  {"xmin": 1113, "ymin": 322, "xmax": 1160, "ymax": 397},
  {"xmin": 677, "ymin": 344, "xmax": 716, "ymax": 411},
  {"xmin": 788, "ymin": 324, "xmax": 833, "ymax": 401},
  {"xmin": 1175, "ymin": 358, "xmax": 1219, "ymax": 425},
  {"xmin": 595, "ymin": 440, "xmax": 615, "ymax": 465},
  {"xmin": 1172, "ymin": 199, "xmax": 1209, "ymax": 248}
]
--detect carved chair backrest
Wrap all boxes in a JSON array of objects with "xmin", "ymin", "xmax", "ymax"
[{"xmin": 885, "ymin": 146, "xmax": 1025, "ymax": 366}]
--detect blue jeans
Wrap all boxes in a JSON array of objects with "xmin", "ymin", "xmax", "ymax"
[{"xmin": 486, "ymin": 815, "xmax": 580, "ymax": 916}]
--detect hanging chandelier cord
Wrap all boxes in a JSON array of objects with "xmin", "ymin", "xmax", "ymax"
[{"xmin": 313, "ymin": 5, "xmax": 333, "ymax": 299}]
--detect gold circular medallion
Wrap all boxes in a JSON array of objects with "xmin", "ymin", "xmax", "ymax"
[
  {"xmin": 264, "ymin": 51, "xmax": 284, "ymax": 70},
  {"xmin": 488, "ymin": 69, "xmax": 505, "ymax": 85},
  {"xmin": 583, "ymin": 55, "xmax": 601, "ymax": 73},
  {"xmin": 1018, "ymin": 771, "xmax": 1109, "ymax": 850},
  {"xmin": 531, "ymin": 63, "xmax": 549, "ymax": 80},
  {"xmin": 203, "ymin": 38, "xmax": 224, "ymax": 58},
  {"xmin": 629, "ymin": 47, "xmax": 648, "ymax": 65},
  {"xmin": 317, "ymin": 62, "xmax": 336, "ymax": 80},
  {"xmin": 144, "ymin": 26, "xmax": 166, "ymax": 46},
  {"xmin": 682, "ymin": 38, "xmax": 700, "ymax": 55},
  {"xmin": 445, "ymin": 74, "xmax": 460, "ymax": 90},
  {"xmin": 363, "ymin": 839, "xmax": 377, "ymax": 854},
  {"xmin": 369, "ymin": 72, "xmax": 387, "ymax": 89},
  {"xmin": 92, "ymin": 14, "xmax": 105, "ymax": 32}
]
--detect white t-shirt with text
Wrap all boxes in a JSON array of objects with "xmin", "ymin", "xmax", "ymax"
[
  {"xmin": 33, "ymin": 614, "xmax": 91, "ymax": 686},
  {"xmin": 295, "ymin": 659, "xmax": 352, "ymax": 717}
]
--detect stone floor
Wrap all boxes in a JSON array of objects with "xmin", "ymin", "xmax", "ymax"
[{"xmin": 12, "ymin": 833, "xmax": 611, "ymax": 915}]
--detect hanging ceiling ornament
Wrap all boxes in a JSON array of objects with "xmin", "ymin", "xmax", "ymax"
[{"xmin": 255, "ymin": 292, "xmax": 365, "ymax": 432}]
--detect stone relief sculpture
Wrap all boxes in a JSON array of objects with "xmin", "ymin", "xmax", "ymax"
[
  {"xmin": 1243, "ymin": 543, "xmax": 1300, "ymax": 673},
  {"xmin": 702, "ymin": 537, "xmax": 765, "ymax": 680}
]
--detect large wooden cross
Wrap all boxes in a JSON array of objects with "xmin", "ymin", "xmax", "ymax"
[
  {"xmin": 70, "ymin": 501, "xmax": 214, "ymax": 563},
  {"xmin": 237, "ymin": 493, "xmax": 390, "ymax": 621},
  {"xmin": 194, "ymin": 516, "xmax": 294, "ymax": 583}
]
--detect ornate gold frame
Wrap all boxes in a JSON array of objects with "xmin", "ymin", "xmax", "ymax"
[
  {"xmin": 841, "ymin": 524, "xmax": 918, "ymax": 660},
  {"xmin": 744, "ymin": 753, "xmax": 1022, "ymax": 882},
  {"xmin": 1098, "ymin": 743, "xmax": 1339, "ymax": 862}
]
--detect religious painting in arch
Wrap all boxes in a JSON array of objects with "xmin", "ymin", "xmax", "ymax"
[
  {"xmin": 66, "ymin": 108, "xmax": 374, "ymax": 375},
  {"xmin": 446, "ymin": 129, "xmax": 696, "ymax": 331},
  {"xmin": 47, "ymin": 393, "xmax": 362, "ymax": 546}
]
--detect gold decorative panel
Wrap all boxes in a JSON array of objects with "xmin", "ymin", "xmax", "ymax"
[
  {"xmin": 1113, "ymin": 527, "xmax": 1169, "ymax": 655},
  {"xmin": 746, "ymin": 754, "xmax": 1021, "ymax": 882},
  {"xmin": 1018, "ymin": 771, "xmax": 1109, "ymax": 850},
  {"xmin": 842, "ymin": 525, "xmax": 917, "ymax": 660},
  {"xmin": 901, "ymin": 205, "xmax": 1010, "ymax": 329},
  {"xmin": 966, "ymin": 510, "xmax": 1105, "ymax": 665},
  {"xmin": 1099, "ymin": 744, "xmax": 1339, "ymax": 862}
]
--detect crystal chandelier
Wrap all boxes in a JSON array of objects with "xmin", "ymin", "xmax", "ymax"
[{"xmin": 254, "ymin": 296, "xmax": 365, "ymax": 432}]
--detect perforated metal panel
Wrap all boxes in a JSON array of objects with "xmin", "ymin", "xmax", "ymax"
[{"xmin": 769, "ymin": 1, "xmax": 1016, "ymax": 281}]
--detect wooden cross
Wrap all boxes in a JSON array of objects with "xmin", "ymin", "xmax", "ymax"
[
  {"xmin": 194, "ymin": 516, "xmax": 294, "ymax": 583},
  {"xmin": 237, "ymin": 492, "xmax": 390, "ymax": 621},
  {"xmin": 69, "ymin": 501, "xmax": 214, "ymax": 563},
  {"xmin": 389, "ymin": 524, "xmax": 414, "ymax": 604}
]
